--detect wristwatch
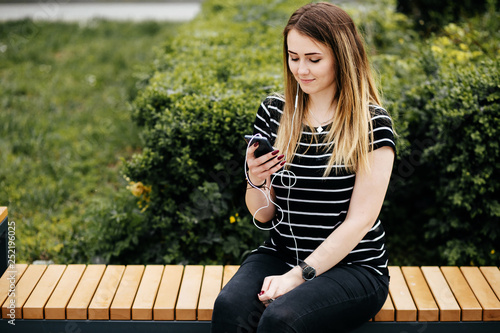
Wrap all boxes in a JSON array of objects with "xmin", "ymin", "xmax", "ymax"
[{"xmin": 299, "ymin": 261, "xmax": 316, "ymax": 281}]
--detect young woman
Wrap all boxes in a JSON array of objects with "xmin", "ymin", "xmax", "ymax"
[{"xmin": 212, "ymin": 3, "xmax": 396, "ymax": 332}]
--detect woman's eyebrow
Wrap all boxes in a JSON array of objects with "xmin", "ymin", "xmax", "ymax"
[{"xmin": 288, "ymin": 50, "xmax": 322, "ymax": 56}]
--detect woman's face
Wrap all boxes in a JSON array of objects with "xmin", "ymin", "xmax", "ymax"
[{"xmin": 287, "ymin": 29, "xmax": 336, "ymax": 100}]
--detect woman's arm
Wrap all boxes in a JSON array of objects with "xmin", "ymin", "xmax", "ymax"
[
  {"xmin": 245, "ymin": 143, "xmax": 285, "ymax": 222},
  {"xmin": 302, "ymin": 146, "xmax": 394, "ymax": 275},
  {"xmin": 258, "ymin": 146, "xmax": 394, "ymax": 302}
]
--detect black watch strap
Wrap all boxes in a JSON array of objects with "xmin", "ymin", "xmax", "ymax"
[{"xmin": 299, "ymin": 261, "xmax": 316, "ymax": 281}]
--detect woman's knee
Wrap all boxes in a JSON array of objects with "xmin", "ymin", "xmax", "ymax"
[
  {"xmin": 213, "ymin": 289, "xmax": 240, "ymax": 318},
  {"xmin": 212, "ymin": 289, "xmax": 265, "ymax": 332},
  {"xmin": 257, "ymin": 304, "xmax": 298, "ymax": 333}
]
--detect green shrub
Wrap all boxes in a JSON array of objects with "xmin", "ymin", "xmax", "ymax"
[
  {"xmin": 113, "ymin": 0, "xmax": 313, "ymax": 264},
  {"xmin": 116, "ymin": 0, "xmax": 426, "ymax": 265},
  {"xmin": 396, "ymin": 0, "xmax": 499, "ymax": 35},
  {"xmin": 387, "ymin": 56, "xmax": 499, "ymax": 266},
  {"xmin": 96, "ymin": 0, "xmax": 499, "ymax": 267}
]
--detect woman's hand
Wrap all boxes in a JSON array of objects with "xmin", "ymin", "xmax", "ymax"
[
  {"xmin": 257, "ymin": 267, "xmax": 304, "ymax": 307},
  {"xmin": 246, "ymin": 142, "xmax": 285, "ymax": 187}
]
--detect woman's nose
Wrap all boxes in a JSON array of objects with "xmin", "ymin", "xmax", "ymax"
[{"xmin": 297, "ymin": 61, "xmax": 309, "ymax": 75}]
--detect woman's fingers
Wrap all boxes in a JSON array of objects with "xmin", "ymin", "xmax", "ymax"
[
  {"xmin": 258, "ymin": 276, "xmax": 278, "ymax": 307},
  {"xmin": 248, "ymin": 151, "xmax": 285, "ymax": 173},
  {"xmin": 247, "ymin": 148, "xmax": 285, "ymax": 186}
]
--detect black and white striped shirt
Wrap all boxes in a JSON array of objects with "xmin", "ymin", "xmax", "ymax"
[{"xmin": 251, "ymin": 96, "xmax": 396, "ymax": 276}]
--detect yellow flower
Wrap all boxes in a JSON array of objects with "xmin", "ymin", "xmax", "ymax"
[
  {"xmin": 431, "ymin": 45, "xmax": 442, "ymax": 54},
  {"xmin": 128, "ymin": 181, "xmax": 144, "ymax": 197},
  {"xmin": 491, "ymin": 249, "xmax": 495, "ymax": 255},
  {"xmin": 229, "ymin": 216, "xmax": 236, "ymax": 223},
  {"xmin": 128, "ymin": 181, "xmax": 151, "ymax": 198},
  {"xmin": 127, "ymin": 181, "xmax": 152, "ymax": 212}
]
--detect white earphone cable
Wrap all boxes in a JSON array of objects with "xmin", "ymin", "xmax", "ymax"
[{"xmin": 244, "ymin": 83, "xmax": 301, "ymax": 265}]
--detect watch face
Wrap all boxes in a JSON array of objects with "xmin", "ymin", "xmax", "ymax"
[{"xmin": 303, "ymin": 266, "xmax": 316, "ymax": 280}]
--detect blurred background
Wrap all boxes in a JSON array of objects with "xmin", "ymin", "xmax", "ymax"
[{"xmin": 0, "ymin": 0, "xmax": 498, "ymax": 267}]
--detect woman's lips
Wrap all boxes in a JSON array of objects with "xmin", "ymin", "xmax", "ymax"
[{"xmin": 300, "ymin": 78, "xmax": 314, "ymax": 84}]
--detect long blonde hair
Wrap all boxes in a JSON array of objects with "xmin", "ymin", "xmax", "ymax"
[{"xmin": 275, "ymin": 2, "xmax": 381, "ymax": 175}]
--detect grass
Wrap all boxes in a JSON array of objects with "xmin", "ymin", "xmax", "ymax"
[{"xmin": 0, "ymin": 19, "xmax": 180, "ymax": 263}]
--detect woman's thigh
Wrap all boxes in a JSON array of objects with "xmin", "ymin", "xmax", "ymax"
[
  {"xmin": 211, "ymin": 252, "xmax": 290, "ymax": 333},
  {"xmin": 257, "ymin": 265, "xmax": 389, "ymax": 333}
]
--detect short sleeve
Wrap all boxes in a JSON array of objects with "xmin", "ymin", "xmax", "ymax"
[
  {"xmin": 370, "ymin": 105, "xmax": 396, "ymax": 154},
  {"xmin": 252, "ymin": 96, "xmax": 284, "ymax": 146}
]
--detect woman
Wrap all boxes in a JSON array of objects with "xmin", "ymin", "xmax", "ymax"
[{"xmin": 212, "ymin": 2, "xmax": 396, "ymax": 332}]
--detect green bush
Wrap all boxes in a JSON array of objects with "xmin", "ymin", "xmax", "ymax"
[
  {"xmin": 110, "ymin": 0, "xmax": 313, "ymax": 264},
  {"xmin": 384, "ymin": 14, "xmax": 500, "ymax": 266},
  {"xmin": 396, "ymin": 0, "xmax": 499, "ymax": 35},
  {"xmin": 116, "ymin": 0, "xmax": 428, "ymax": 265},
  {"xmin": 94, "ymin": 0, "xmax": 499, "ymax": 266}
]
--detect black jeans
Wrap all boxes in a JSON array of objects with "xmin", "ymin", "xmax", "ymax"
[{"xmin": 211, "ymin": 252, "xmax": 389, "ymax": 333}]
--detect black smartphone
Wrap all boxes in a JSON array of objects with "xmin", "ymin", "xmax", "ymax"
[{"xmin": 244, "ymin": 135, "xmax": 274, "ymax": 158}]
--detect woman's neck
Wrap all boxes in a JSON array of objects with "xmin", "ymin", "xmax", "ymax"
[{"xmin": 307, "ymin": 94, "xmax": 337, "ymax": 125}]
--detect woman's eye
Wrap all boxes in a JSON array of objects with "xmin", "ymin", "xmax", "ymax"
[
  {"xmin": 310, "ymin": 59, "xmax": 320, "ymax": 63},
  {"xmin": 290, "ymin": 57, "xmax": 299, "ymax": 62}
]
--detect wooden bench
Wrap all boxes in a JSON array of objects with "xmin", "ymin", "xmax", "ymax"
[{"xmin": 1, "ymin": 207, "xmax": 499, "ymax": 332}]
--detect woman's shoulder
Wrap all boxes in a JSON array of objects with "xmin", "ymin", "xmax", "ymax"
[
  {"xmin": 369, "ymin": 104, "xmax": 390, "ymax": 117},
  {"xmin": 369, "ymin": 104, "xmax": 393, "ymax": 126},
  {"xmin": 261, "ymin": 94, "xmax": 285, "ymax": 112}
]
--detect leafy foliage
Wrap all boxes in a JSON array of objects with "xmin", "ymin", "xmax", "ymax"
[
  {"xmin": 108, "ymin": 0, "xmax": 310, "ymax": 264},
  {"xmin": 392, "ymin": 59, "xmax": 499, "ymax": 265},
  {"xmin": 3, "ymin": 0, "xmax": 498, "ymax": 266},
  {"xmin": 0, "ymin": 20, "xmax": 179, "ymax": 263},
  {"xmin": 383, "ymin": 9, "xmax": 500, "ymax": 265},
  {"xmin": 98, "ymin": 0, "xmax": 499, "ymax": 266},
  {"xmin": 396, "ymin": 0, "xmax": 499, "ymax": 35}
]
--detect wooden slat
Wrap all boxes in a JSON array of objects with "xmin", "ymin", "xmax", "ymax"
[
  {"xmin": 8, "ymin": 264, "xmax": 498, "ymax": 323},
  {"xmin": 0, "ymin": 206, "xmax": 7, "ymax": 222},
  {"xmin": 441, "ymin": 266, "xmax": 482, "ymax": 321},
  {"xmin": 66, "ymin": 265, "xmax": 106, "ymax": 319},
  {"xmin": 132, "ymin": 265, "xmax": 164, "ymax": 320},
  {"xmin": 176, "ymin": 265, "xmax": 204, "ymax": 320},
  {"xmin": 421, "ymin": 266, "xmax": 460, "ymax": 321},
  {"xmin": 222, "ymin": 265, "xmax": 239, "ymax": 288},
  {"xmin": 461, "ymin": 266, "xmax": 500, "ymax": 321},
  {"xmin": 2, "ymin": 264, "xmax": 46, "ymax": 318},
  {"xmin": 0, "ymin": 263, "xmax": 29, "ymax": 315},
  {"xmin": 88, "ymin": 265, "xmax": 125, "ymax": 320},
  {"xmin": 480, "ymin": 267, "xmax": 500, "ymax": 300},
  {"xmin": 154, "ymin": 265, "xmax": 184, "ymax": 320},
  {"xmin": 388, "ymin": 266, "xmax": 416, "ymax": 321},
  {"xmin": 45, "ymin": 265, "xmax": 86, "ymax": 319},
  {"xmin": 23, "ymin": 265, "xmax": 66, "ymax": 319},
  {"xmin": 110, "ymin": 265, "xmax": 144, "ymax": 320},
  {"xmin": 374, "ymin": 294, "xmax": 395, "ymax": 321},
  {"xmin": 401, "ymin": 267, "xmax": 439, "ymax": 321},
  {"xmin": 198, "ymin": 265, "xmax": 223, "ymax": 321}
]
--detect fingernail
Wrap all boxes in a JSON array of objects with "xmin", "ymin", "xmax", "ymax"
[
  {"xmin": 277, "ymin": 154, "xmax": 285, "ymax": 160},
  {"xmin": 280, "ymin": 161, "xmax": 286, "ymax": 166},
  {"xmin": 272, "ymin": 150, "xmax": 279, "ymax": 156},
  {"xmin": 253, "ymin": 142, "xmax": 259, "ymax": 147},
  {"xmin": 258, "ymin": 291, "xmax": 264, "ymax": 296}
]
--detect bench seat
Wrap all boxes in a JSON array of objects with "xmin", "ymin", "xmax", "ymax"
[
  {"xmin": 0, "ymin": 263, "xmax": 499, "ymax": 332},
  {"xmin": 0, "ymin": 207, "xmax": 499, "ymax": 332}
]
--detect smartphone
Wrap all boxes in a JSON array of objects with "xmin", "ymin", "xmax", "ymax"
[{"xmin": 244, "ymin": 135, "xmax": 274, "ymax": 158}]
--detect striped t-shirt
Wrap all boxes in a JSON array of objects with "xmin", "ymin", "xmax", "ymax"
[{"xmin": 251, "ymin": 96, "xmax": 396, "ymax": 276}]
